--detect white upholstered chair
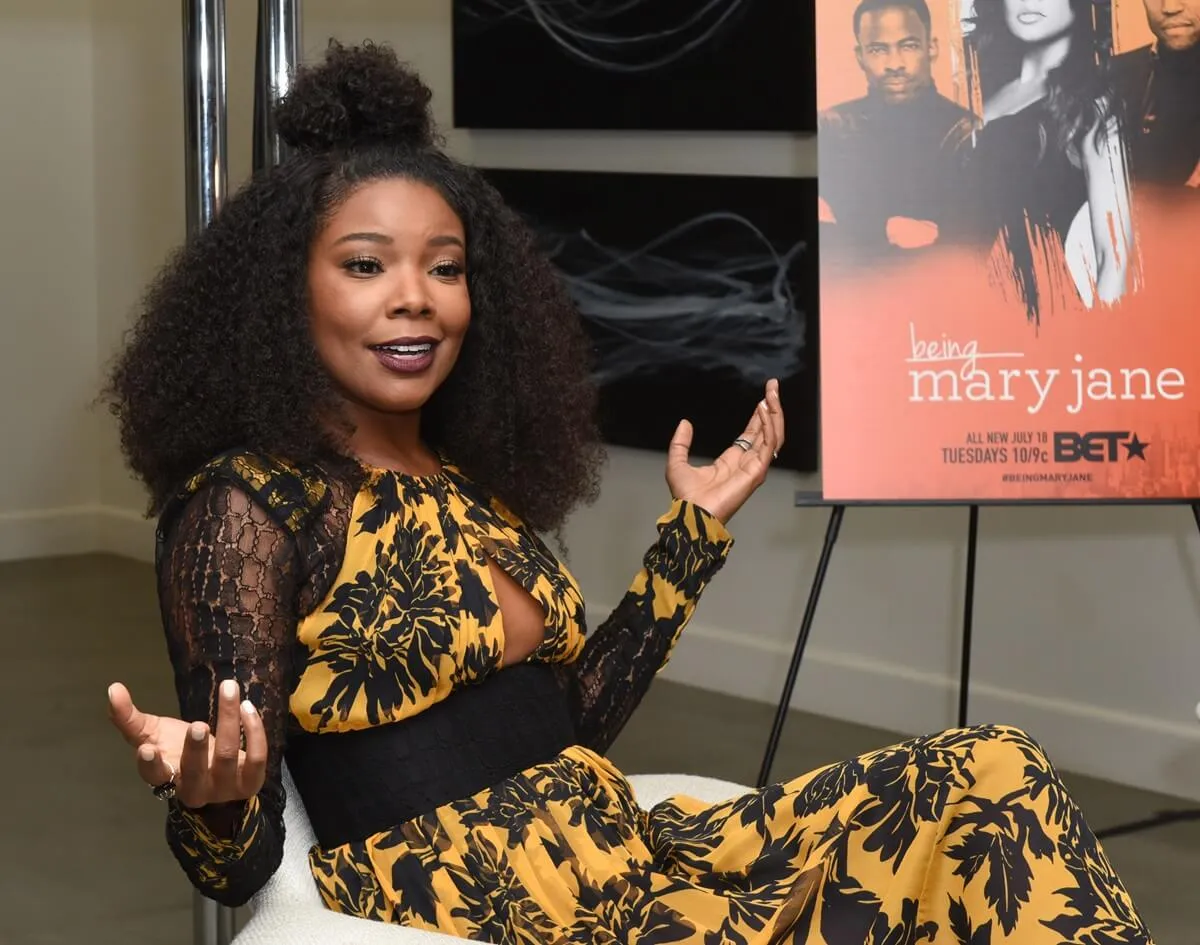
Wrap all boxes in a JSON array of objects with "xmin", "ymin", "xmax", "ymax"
[{"xmin": 230, "ymin": 764, "xmax": 751, "ymax": 944}]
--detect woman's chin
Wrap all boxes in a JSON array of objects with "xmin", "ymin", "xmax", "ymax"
[
  {"xmin": 339, "ymin": 388, "xmax": 431, "ymax": 420},
  {"xmin": 373, "ymin": 397, "xmax": 430, "ymax": 417}
]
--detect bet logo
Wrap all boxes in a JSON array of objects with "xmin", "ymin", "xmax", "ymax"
[{"xmin": 1052, "ymin": 431, "xmax": 1149, "ymax": 463}]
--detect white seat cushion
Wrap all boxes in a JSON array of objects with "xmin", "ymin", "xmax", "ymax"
[{"xmin": 231, "ymin": 764, "xmax": 750, "ymax": 945}]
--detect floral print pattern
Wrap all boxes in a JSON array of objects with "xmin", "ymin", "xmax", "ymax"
[{"xmin": 311, "ymin": 729, "xmax": 1152, "ymax": 944}]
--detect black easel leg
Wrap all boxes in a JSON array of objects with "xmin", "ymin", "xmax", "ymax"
[
  {"xmin": 756, "ymin": 504, "xmax": 845, "ymax": 788},
  {"xmin": 1190, "ymin": 502, "xmax": 1200, "ymax": 538},
  {"xmin": 957, "ymin": 505, "xmax": 980, "ymax": 729}
]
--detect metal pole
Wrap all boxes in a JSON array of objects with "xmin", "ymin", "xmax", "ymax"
[
  {"xmin": 183, "ymin": 6, "xmax": 230, "ymax": 943},
  {"xmin": 193, "ymin": 895, "xmax": 217, "ymax": 945},
  {"xmin": 183, "ymin": 5, "xmax": 300, "ymax": 942},
  {"xmin": 182, "ymin": 0, "xmax": 228, "ymax": 235},
  {"xmin": 193, "ymin": 897, "xmax": 234, "ymax": 945},
  {"xmin": 253, "ymin": 0, "xmax": 302, "ymax": 173}
]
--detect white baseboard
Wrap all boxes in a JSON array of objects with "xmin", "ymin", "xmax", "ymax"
[
  {"xmin": 0, "ymin": 506, "xmax": 103, "ymax": 561},
  {"xmin": 0, "ymin": 505, "xmax": 156, "ymax": 563},
  {"xmin": 99, "ymin": 504, "xmax": 157, "ymax": 562},
  {"xmin": 657, "ymin": 615, "xmax": 1200, "ymax": 804}
]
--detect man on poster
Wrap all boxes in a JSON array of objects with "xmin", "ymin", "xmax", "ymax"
[
  {"xmin": 819, "ymin": 0, "xmax": 977, "ymax": 256},
  {"xmin": 1114, "ymin": 0, "xmax": 1200, "ymax": 186}
]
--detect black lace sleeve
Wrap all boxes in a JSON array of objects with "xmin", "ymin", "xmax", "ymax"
[
  {"xmin": 155, "ymin": 481, "xmax": 300, "ymax": 907},
  {"xmin": 563, "ymin": 499, "xmax": 734, "ymax": 755}
]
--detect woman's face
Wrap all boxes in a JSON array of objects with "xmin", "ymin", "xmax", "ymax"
[
  {"xmin": 1004, "ymin": 0, "xmax": 1075, "ymax": 43},
  {"xmin": 307, "ymin": 177, "xmax": 471, "ymax": 421}
]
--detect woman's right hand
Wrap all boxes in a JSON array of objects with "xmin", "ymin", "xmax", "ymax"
[{"xmin": 107, "ymin": 679, "xmax": 267, "ymax": 808}]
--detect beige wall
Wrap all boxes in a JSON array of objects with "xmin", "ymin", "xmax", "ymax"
[
  {"xmin": 0, "ymin": 2, "xmax": 100, "ymax": 556},
  {"xmin": 93, "ymin": 0, "xmax": 262, "ymax": 534},
  {"xmin": 4, "ymin": 0, "xmax": 1199, "ymax": 802}
]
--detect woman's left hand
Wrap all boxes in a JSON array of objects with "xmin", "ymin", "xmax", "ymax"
[{"xmin": 665, "ymin": 379, "xmax": 785, "ymax": 524}]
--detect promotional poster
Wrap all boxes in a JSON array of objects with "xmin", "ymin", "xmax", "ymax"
[{"xmin": 818, "ymin": 0, "xmax": 1200, "ymax": 500}]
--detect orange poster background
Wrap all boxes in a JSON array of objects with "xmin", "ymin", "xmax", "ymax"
[
  {"xmin": 816, "ymin": 0, "xmax": 1200, "ymax": 502},
  {"xmin": 1113, "ymin": 0, "xmax": 1155, "ymax": 51}
]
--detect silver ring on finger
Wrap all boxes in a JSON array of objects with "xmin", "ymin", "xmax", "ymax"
[
  {"xmin": 733, "ymin": 437, "xmax": 754, "ymax": 452},
  {"xmin": 151, "ymin": 762, "xmax": 178, "ymax": 801}
]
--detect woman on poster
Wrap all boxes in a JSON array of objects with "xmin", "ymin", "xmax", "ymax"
[{"xmin": 965, "ymin": 0, "xmax": 1133, "ymax": 321}]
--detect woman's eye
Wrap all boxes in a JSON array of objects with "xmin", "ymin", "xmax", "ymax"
[
  {"xmin": 343, "ymin": 256, "xmax": 383, "ymax": 275},
  {"xmin": 432, "ymin": 261, "xmax": 465, "ymax": 279}
]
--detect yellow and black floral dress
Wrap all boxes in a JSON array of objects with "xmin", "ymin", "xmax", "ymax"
[{"xmin": 155, "ymin": 451, "xmax": 1153, "ymax": 944}]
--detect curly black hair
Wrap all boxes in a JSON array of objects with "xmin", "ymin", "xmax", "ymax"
[{"xmin": 105, "ymin": 41, "xmax": 604, "ymax": 533}]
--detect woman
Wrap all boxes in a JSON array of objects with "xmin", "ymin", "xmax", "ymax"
[
  {"xmin": 104, "ymin": 41, "xmax": 1153, "ymax": 943},
  {"xmin": 966, "ymin": 0, "xmax": 1133, "ymax": 321}
]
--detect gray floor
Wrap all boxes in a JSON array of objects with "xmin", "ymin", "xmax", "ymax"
[{"xmin": 3, "ymin": 553, "xmax": 1195, "ymax": 944}]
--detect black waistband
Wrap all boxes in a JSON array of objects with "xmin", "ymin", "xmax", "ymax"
[{"xmin": 284, "ymin": 662, "xmax": 577, "ymax": 848}]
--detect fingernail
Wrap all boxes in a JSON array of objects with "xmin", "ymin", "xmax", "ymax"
[
  {"xmin": 221, "ymin": 679, "xmax": 237, "ymax": 699},
  {"xmin": 138, "ymin": 745, "xmax": 155, "ymax": 762},
  {"xmin": 107, "ymin": 684, "xmax": 116, "ymax": 701},
  {"xmin": 241, "ymin": 700, "xmax": 257, "ymax": 716},
  {"xmin": 190, "ymin": 724, "xmax": 207, "ymax": 742}
]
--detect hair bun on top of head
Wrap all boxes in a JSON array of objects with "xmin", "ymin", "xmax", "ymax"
[{"xmin": 274, "ymin": 40, "xmax": 437, "ymax": 154}]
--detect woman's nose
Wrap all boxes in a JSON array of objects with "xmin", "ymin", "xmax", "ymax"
[{"xmin": 388, "ymin": 274, "xmax": 434, "ymax": 318}]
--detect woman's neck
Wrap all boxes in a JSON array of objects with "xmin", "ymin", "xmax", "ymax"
[
  {"xmin": 1021, "ymin": 34, "xmax": 1072, "ymax": 83},
  {"xmin": 340, "ymin": 404, "xmax": 440, "ymax": 475}
]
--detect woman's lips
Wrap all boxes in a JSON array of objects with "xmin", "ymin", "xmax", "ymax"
[{"xmin": 371, "ymin": 341, "xmax": 437, "ymax": 375}]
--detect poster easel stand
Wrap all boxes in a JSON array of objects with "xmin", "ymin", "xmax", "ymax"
[{"xmin": 755, "ymin": 492, "xmax": 1200, "ymax": 841}]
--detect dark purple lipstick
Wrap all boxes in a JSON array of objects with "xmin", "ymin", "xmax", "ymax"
[{"xmin": 369, "ymin": 336, "xmax": 439, "ymax": 375}]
